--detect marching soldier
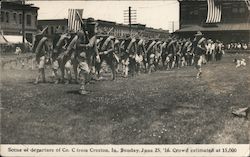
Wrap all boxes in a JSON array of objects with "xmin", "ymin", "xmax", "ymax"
[
  {"xmin": 136, "ymin": 38, "xmax": 146, "ymax": 74},
  {"xmin": 96, "ymin": 35, "xmax": 116, "ymax": 80},
  {"xmin": 166, "ymin": 37, "xmax": 177, "ymax": 70},
  {"xmin": 127, "ymin": 36, "xmax": 138, "ymax": 77},
  {"xmin": 32, "ymin": 27, "xmax": 49, "ymax": 84},
  {"xmin": 192, "ymin": 31, "xmax": 207, "ymax": 79},
  {"xmin": 153, "ymin": 39, "xmax": 162, "ymax": 70},
  {"xmin": 145, "ymin": 39, "xmax": 156, "ymax": 73},
  {"xmin": 175, "ymin": 39, "xmax": 182, "ymax": 68},
  {"xmin": 58, "ymin": 32, "xmax": 78, "ymax": 84},
  {"xmin": 120, "ymin": 35, "xmax": 137, "ymax": 77},
  {"xmin": 52, "ymin": 32, "xmax": 71, "ymax": 84},
  {"xmin": 161, "ymin": 38, "xmax": 171, "ymax": 69},
  {"xmin": 76, "ymin": 18, "xmax": 100, "ymax": 95}
]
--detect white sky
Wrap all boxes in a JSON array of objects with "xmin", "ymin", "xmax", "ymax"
[{"xmin": 28, "ymin": 0, "xmax": 179, "ymax": 32}]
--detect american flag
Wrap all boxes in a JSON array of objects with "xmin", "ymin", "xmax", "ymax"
[
  {"xmin": 68, "ymin": 9, "xmax": 83, "ymax": 32},
  {"xmin": 206, "ymin": 0, "xmax": 221, "ymax": 23}
]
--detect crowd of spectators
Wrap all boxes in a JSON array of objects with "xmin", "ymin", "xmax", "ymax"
[{"xmin": 225, "ymin": 42, "xmax": 249, "ymax": 50}]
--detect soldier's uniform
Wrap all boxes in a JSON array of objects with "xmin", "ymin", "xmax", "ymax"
[
  {"xmin": 175, "ymin": 40, "xmax": 182, "ymax": 68},
  {"xmin": 166, "ymin": 39, "xmax": 177, "ymax": 69},
  {"xmin": 192, "ymin": 31, "xmax": 206, "ymax": 78},
  {"xmin": 145, "ymin": 39, "xmax": 156, "ymax": 73},
  {"xmin": 136, "ymin": 38, "xmax": 146, "ymax": 74},
  {"xmin": 52, "ymin": 33, "xmax": 71, "ymax": 83},
  {"xmin": 76, "ymin": 18, "xmax": 100, "ymax": 95},
  {"xmin": 160, "ymin": 39, "xmax": 170, "ymax": 68},
  {"xmin": 121, "ymin": 36, "xmax": 137, "ymax": 77},
  {"xmin": 60, "ymin": 34, "xmax": 78, "ymax": 83},
  {"xmin": 153, "ymin": 40, "xmax": 162, "ymax": 70},
  {"xmin": 96, "ymin": 35, "xmax": 115, "ymax": 79},
  {"xmin": 34, "ymin": 35, "xmax": 49, "ymax": 84}
]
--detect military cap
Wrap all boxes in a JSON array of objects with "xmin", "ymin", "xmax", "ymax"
[
  {"xmin": 195, "ymin": 31, "xmax": 203, "ymax": 36},
  {"xmin": 86, "ymin": 18, "xmax": 98, "ymax": 25}
]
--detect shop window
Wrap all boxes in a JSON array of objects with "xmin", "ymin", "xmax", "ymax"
[
  {"xmin": 232, "ymin": 8, "xmax": 238, "ymax": 13},
  {"xmin": 13, "ymin": 13, "xmax": 17, "ymax": 22},
  {"xmin": 6, "ymin": 12, "xmax": 9, "ymax": 23},
  {"xmin": 1, "ymin": 11, "xmax": 4, "ymax": 22},
  {"xmin": 26, "ymin": 14, "xmax": 31, "ymax": 26},
  {"xmin": 239, "ymin": 7, "xmax": 245, "ymax": 13},
  {"xmin": 19, "ymin": 14, "xmax": 22, "ymax": 24}
]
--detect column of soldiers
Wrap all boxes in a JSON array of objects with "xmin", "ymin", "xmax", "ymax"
[{"xmin": 32, "ymin": 18, "xmax": 224, "ymax": 95}]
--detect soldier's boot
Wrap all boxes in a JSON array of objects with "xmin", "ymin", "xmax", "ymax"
[
  {"xmin": 196, "ymin": 69, "xmax": 202, "ymax": 79},
  {"xmin": 79, "ymin": 74, "xmax": 88, "ymax": 95},
  {"xmin": 34, "ymin": 76, "xmax": 39, "ymax": 84},
  {"xmin": 52, "ymin": 69, "xmax": 59, "ymax": 84},
  {"xmin": 34, "ymin": 69, "xmax": 42, "ymax": 84},
  {"xmin": 124, "ymin": 66, "xmax": 128, "ymax": 77},
  {"xmin": 65, "ymin": 68, "xmax": 72, "ymax": 84},
  {"xmin": 148, "ymin": 65, "xmax": 152, "ymax": 74},
  {"xmin": 79, "ymin": 84, "xmax": 88, "ymax": 95},
  {"xmin": 41, "ymin": 69, "xmax": 46, "ymax": 83}
]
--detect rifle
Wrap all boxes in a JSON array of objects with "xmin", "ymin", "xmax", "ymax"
[{"xmin": 76, "ymin": 11, "xmax": 89, "ymax": 43}]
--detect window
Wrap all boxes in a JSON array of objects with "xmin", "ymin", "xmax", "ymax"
[
  {"xmin": 6, "ymin": 12, "xmax": 9, "ymax": 23},
  {"xmin": 13, "ymin": 13, "xmax": 17, "ymax": 22},
  {"xmin": 35, "ymin": 15, "xmax": 37, "ymax": 26},
  {"xmin": 232, "ymin": 8, "xmax": 238, "ymax": 13},
  {"xmin": 1, "ymin": 11, "xmax": 4, "ymax": 22},
  {"xmin": 26, "ymin": 14, "xmax": 31, "ymax": 26},
  {"xmin": 19, "ymin": 13, "xmax": 22, "ymax": 24},
  {"xmin": 239, "ymin": 7, "xmax": 245, "ymax": 13}
]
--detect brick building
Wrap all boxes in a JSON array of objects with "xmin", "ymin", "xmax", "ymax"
[
  {"xmin": 176, "ymin": 0, "xmax": 250, "ymax": 43},
  {"xmin": 38, "ymin": 18, "xmax": 169, "ymax": 41},
  {"xmin": 1, "ymin": 0, "xmax": 39, "ymax": 43}
]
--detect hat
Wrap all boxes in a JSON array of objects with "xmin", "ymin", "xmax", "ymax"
[
  {"xmin": 86, "ymin": 18, "xmax": 97, "ymax": 25},
  {"xmin": 195, "ymin": 31, "xmax": 203, "ymax": 36}
]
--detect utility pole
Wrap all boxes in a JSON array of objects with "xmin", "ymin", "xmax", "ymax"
[
  {"xmin": 129, "ymin": 6, "xmax": 131, "ymax": 35},
  {"xmin": 169, "ymin": 21, "xmax": 175, "ymax": 33},
  {"xmin": 124, "ymin": 6, "xmax": 136, "ymax": 36},
  {"xmin": 172, "ymin": 21, "xmax": 174, "ymax": 33},
  {"xmin": 22, "ymin": 0, "xmax": 25, "ymax": 44}
]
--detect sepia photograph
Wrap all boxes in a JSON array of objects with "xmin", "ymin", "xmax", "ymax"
[{"xmin": 0, "ymin": 0, "xmax": 249, "ymax": 155}]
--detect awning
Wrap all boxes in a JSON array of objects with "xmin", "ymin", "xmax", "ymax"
[
  {"xmin": 176, "ymin": 23, "xmax": 250, "ymax": 32},
  {"xmin": 3, "ymin": 35, "xmax": 28, "ymax": 44}
]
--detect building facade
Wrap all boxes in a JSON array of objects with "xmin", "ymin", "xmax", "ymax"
[
  {"xmin": 1, "ymin": 0, "xmax": 39, "ymax": 43},
  {"xmin": 38, "ymin": 18, "xmax": 169, "ymax": 41},
  {"xmin": 176, "ymin": 0, "xmax": 250, "ymax": 43}
]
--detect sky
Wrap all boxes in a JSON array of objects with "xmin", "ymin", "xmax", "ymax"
[{"xmin": 28, "ymin": 0, "xmax": 180, "ymax": 32}]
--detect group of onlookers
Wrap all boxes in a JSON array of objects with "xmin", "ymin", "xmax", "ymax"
[{"xmin": 226, "ymin": 42, "xmax": 249, "ymax": 50}]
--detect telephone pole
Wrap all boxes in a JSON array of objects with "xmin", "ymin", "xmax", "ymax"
[
  {"xmin": 124, "ymin": 6, "xmax": 136, "ymax": 35},
  {"xmin": 22, "ymin": 0, "xmax": 25, "ymax": 44}
]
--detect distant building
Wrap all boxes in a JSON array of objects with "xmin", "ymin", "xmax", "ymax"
[
  {"xmin": 1, "ymin": 0, "xmax": 39, "ymax": 43},
  {"xmin": 38, "ymin": 18, "xmax": 169, "ymax": 41},
  {"xmin": 176, "ymin": 0, "xmax": 250, "ymax": 43}
]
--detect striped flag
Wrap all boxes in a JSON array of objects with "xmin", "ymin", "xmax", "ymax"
[
  {"xmin": 245, "ymin": 0, "xmax": 250, "ymax": 11},
  {"xmin": 206, "ymin": 0, "xmax": 222, "ymax": 23},
  {"xmin": 68, "ymin": 9, "xmax": 83, "ymax": 32}
]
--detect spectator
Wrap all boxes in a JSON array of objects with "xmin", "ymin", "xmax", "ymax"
[
  {"xmin": 242, "ymin": 43, "xmax": 248, "ymax": 50},
  {"xmin": 15, "ymin": 46, "xmax": 22, "ymax": 55}
]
